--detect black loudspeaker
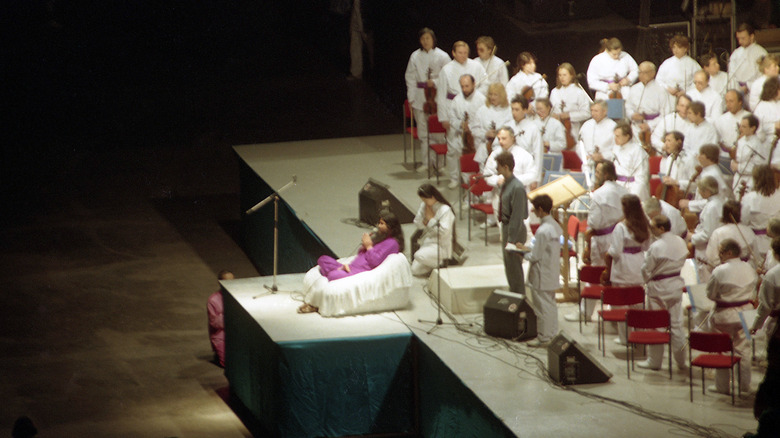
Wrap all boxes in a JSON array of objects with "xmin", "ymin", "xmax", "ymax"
[
  {"xmin": 358, "ymin": 178, "xmax": 415, "ymax": 226},
  {"xmin": 483, "ymin": 290, "xmax": 537, "ymax": 341},
  {"xmin": 548, "ymin": 332, "xmax": 612, "ymax": 385}
]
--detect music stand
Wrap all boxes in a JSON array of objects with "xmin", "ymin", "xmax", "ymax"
[
  {"xmin": 528, "ymin": 175, "xmax": 587, "ymax": 302},
  {"xmin": 244, "ymin": 176, "xmax": 297, "ymax": 298}
]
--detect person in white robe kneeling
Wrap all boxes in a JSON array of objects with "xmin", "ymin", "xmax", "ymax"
[{"xmin": 411, "ymin": 183, "xmax": 456, "ymax": 276}]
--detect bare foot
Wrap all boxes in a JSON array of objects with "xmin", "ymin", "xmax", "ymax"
[{"xmin": 297, "ymin": 303, "xmax": 318, "ymax": 314}]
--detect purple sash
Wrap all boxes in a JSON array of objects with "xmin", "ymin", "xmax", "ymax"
[
  {"xmin": 446, "ymin": 92, "xmax": 457, "ymax": 100},
  {"xmin": 650, "ymin": 272, "xmax": 681, "ymax": 281},
  {"xmin": 623, "ymin": 246, "xmax": 642, "ymax": 254},
  {"xmin": 617, "ymin": 175, "xmax": 635, "ymax": 183},
  {"xmin": 592, "ymin": 223, "xmax": 617, "ymax": 236}
]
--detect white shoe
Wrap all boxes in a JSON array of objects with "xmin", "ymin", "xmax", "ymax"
[
  {"xmin": 614, "ymin": 337, "xmax": 626, "ymax": 346},
  {"xmin": 479, "ymin": 221, "xmax": 497, "ymax": 230},
  {"xmin": 707, "ymin": 384, "xmax": 730, "ymax": 395},
  {"xmin": 636, "ymin": 360, "xmax": 661, "ymax": 371},
  {"xmin": 564, "ymin": 312, "xmax": 593, "ymax": 323},
  {"xmin": 447, "ymin": 180, "xmax": 459, "ymax": 189}
]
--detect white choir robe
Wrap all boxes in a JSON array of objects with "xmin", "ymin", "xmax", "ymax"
[
  {"xmin": 497, "ymin": 117, "xmax": 545, "ymax": 186},
  {"xmin": 475, "ymin": 55, "xmax": 509, "ymax": 86},
  {"xmin": 714, "ymin": 109, "xmax": 751, "ymax": 158},
  {"xmin": 474, "ymin": 104, "xmax": 511, "ymax": 169},
  {"xmin": 659, "ymin": 199, "xmax": 688, "ymax": 238},
  {"xmin": 751, "ymin": 264, "xmax": 780, "ymax": 337},
  {"xmin": 584, "ymin": 180, "xmax": 628, "ymax": 318},
  {"xmin": 684, "ymin": 120, "xmax": 720, "ymax": 156},
  {"xmin": 436, "ymin": 59, "xmax": 487, "ymax": 124},
  {"xmin": 752, "ymin": 99, "xmax": 780, "ymax": 148},
  {"xmin": 586, "ymin": 51, "xmax": 639, "ymax": 101},
  {"xmin": 576, "ymin": 117, "xmax": 618, "ymax": 186},
  {"xmin": 525, "ymin": 215, "xmax": 563, "ymax": 342},
  {"xmin": 607, "ymin": 222, "xmax": 650, "ymax": 344},
  {"xmin": 483, "ymin": 145, "xmax": 537, "ymax": 223},
  {"xmin": 505, "ymin": 71, "xmax": 549, "ymax": 103},
  {"xmin": 534, "ymin": 115, "xmax": 567, "ymax": 152},
  {"xmin": 625, "ymin": 79, "xmax": 667, "ymax": 133},
  {"xmin": 705, "ymin": 223, "xmax": 759, "ymax": 270},
  {"xmin": 749, "ymin": 75, "xmax": 774, "ymax": 111},
  {"xmin": 411, "ymin": 202, "xmax": 455, "ymax": 276},
  {"xmin": 732, "ymin": 134, "xmax": 768, "ymax": 192},
  {"xmin": 659, "ymin": 149, "xmax": 697, "ymax": 194},
  {"xmin": 741, "ymin": 189, "xmax": 780, "ymax": 256},
  {"xmin": 687, "ymin": 164, "xmax": 734, "ymax": 213},
  {"xmin": 651, "ymin": 112, "xmax": 693, "ymax": 153},
  {"xmin": 549, "ymin": 83, "xmax": 592, "ymax": 139},
  {"xmin": 690, "ymin": 196, "xmax": 725, "ymax": 282},
  {"xmin": 613, "ymin": 141, "xmax": 650, "ymax": 201},
  {"xmin": 405, "ymin": 47, "xmax": 451, "ymax": 165},
  {"xmin": 641, "ymin": 231, "xmax": 689, "ymax": 368},
  {"xmin": 687, "ymin": 86, "xmax": 724, "ymax": 122},
  {"xmin": 728, "ymin": 42, "xmax": 768, "ymax": 90},
  {"xmin": 709, "ymin": 71, "xmax": 728, "ymax": 98},
  {"xmin": 446, "ymin": 90, "xmax": 486, "ymax": 183},
  {"xmin": 656, "ymin": 55, "xmax": 701, "ymax": 112},
  {"xmin": 706, "ymin": 258, "xmax": 757, "ymax": 392}
]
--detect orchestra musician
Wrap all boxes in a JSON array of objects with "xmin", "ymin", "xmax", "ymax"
[
  {"xmin": 728, "ymin": 23, "xmax": 768, "ymax": 95},
  {"xmin": 532, "ymin": 97, "xmax": 567, "ymax": 153},
  {"xmin": 748, "ymin": 54, "xmax": 780, "ymax": 111},
  {"xmin": 714, "ymin": 90, "xmax": 751, "ymax": 159},
  {"xmin": 437, "ymin": 41, "xmax": 487, "ymax": 141},
  {"xmin": 586, "ymin": 37, "xmax": 638, "ymax": 101},
  {"xmin": 644, "ymin": 197, "xmax": 687, "ymax": 239},
  {"xmin": 687, "ymin": 176, "xmax": 725, "ymax": 282},
  {"xmin": 705, "ymin": 200, "xmax": 759, "ymax": 270},
  {"xmin": 493, "ymin": 95, "xmax": 544, "ymax": 188},
  {"xmin": 626, "ymin": 61, "xmax": 667, "ymax": 144},
  {"xmin": 474, "ymin": 83, "xmax": 512, "ymax": 170},
  {"xmin": 700, "ymin": 52, "xmax": 728, "ymax": 98},
  {"xmin": 611, "ymin": 121, "xmax": 650, "ymax": 201},
  {"xmin": 576, "ymin": 100, "xmax": 618, "ymax": 188},
  {"xmin": 404, "ymin": 27, "xmax": 451, "ymax": 169},
  {"xmin": 549, "ymin": 62, "xmax": 592, "ymax": 141},
  {"xmin": 658, "ymin": 130, "xmax": 697, "ymax": 201},
  {"xmin": 505, "ymin": 51, "xmax": 548, "ymax": 105},
  {"xmin": 679, "ymin": 144, "xmax": 735, "ymax": 213},
  {"xmin": 651, "ymin": 94, "xmax": 694, "ymax": 154},
  {"xmin": 741, "ymin": 165, "xmax": 780, "ymax": 259},
  {"xmin": 731, "ymin": 114, "xmax": 768, "ymax": 192},
  {"xmin": 656, "ymin": 35, "xmax": 701, "ymax": 113},
  {"xmin": 445, "ymin": 74, "xmax": 486, "ymax": 189},
  {"xmin": 687, "ymin": 70, "xmax": 724, "ymax": 122},
  {"xmin": 474, "ymin": 36, "xmax": 508, "ymax": 86},
  {"xmin": 685, "ymin": 101, "xmax": 720, "ymax": 156},
  {"xmin": 753, "ymin": 77, "xmax": 780, "ymax": 149}
]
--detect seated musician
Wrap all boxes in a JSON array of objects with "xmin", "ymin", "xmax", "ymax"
[{"xmin": 298, "ymin": 212, "xmax": 404, "ymax": 313}]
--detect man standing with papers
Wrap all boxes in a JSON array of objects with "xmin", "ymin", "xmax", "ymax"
[{"xmin": 497, "ymin": 151, "xmax": 528, "ymax": 294}]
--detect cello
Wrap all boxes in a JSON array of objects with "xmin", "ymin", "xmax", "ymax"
[
  {"xmin": 654, "ymin": 152, "xmax": 681, "ymax": 205},
  {"xmin": 559, "ymin": 101, "xmax": 576, "ymax": 149},
  {"xmin": 423, "ymin": 68, "xmax": 437, "ymax": 115}
]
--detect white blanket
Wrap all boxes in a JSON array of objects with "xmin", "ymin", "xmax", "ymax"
[{"xmin": 302, "ymin": 253, "xmax": 413, "ymax": 317}]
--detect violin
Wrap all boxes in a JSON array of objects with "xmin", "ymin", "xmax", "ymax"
[
  {"xmin": 654, "ymin": 152, "xmax": 681, "ymax": 205},
  {"xmin": 521, "ymin": 74, "xmax": 547, "ymax": 102},
  {"xmin": 462, "ymin": 112, "xmax": 475, "ymax": 154},
  {"xmin": 485, "ymin": 121, "xmax": 497, "ymax": 150},
  {"xmin": 559, "ymin": 101, "xmax": 576, "ymax": 149},
  {"xmin": 638, "ymin": 118, "xmax": 654, "ymax": 156},
  {"xmin": 423, "ymin": 68, "xmax": 437, "ymax": 115},
  {"xmin": 738, "ymin": 180, "xmax": 748, "ymax": 202},
  {"xmin": 609, "ymin": 73, "xmax": 623, "ymax": 99}
]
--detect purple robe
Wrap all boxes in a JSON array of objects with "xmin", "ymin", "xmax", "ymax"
[{"xmin": 318, "ymin": 237, "xmax": 400, "ymax": 281}]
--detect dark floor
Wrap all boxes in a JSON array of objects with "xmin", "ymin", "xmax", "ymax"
[{"xmin": 1, "ymin": 2, "xmax": 673, "ymax": 436}]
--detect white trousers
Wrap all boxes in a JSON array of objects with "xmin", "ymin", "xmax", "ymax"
[
  {"xmin": 411, "ymin": 244, "xmax": 441, "ymax": 277},
  {"xmin": 645, "ymin": 293, "xmax": 686, "ymax": 368},
  {"xmin": 532, "ymin": 288, "xmax": 558, "ymax": 342}
]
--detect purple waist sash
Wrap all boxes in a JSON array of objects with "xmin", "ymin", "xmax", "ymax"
[
  {"xmin": 650, "ymin": 272, "xmax": 681, "ymax": 281},
  {"xmin": 623, "ymin": 246, "xmax": 642, "ymax": 254},
  {"xmin": 644, "ymin": 113, "xmax": 660, "ymax": 120},
  {"xmin": 617, "ymin": 175, "xmax": 635, "ymax": 183},
  {"xmin": 715, "ymin": 299, "xmax": 752, "ymax": 309},
  {"xmin": 754, "ymin": 229, "xmax": 768, "ymax": 235},
  {"xmin": 416, "ymin": 82, "xmax": 427, "ymax": 89},
  {"xmin": 446, "ymin": 92, "xmax": 457, "ymax": 100},
  {"xmin": 592, "ymin": 223, "xmax": 617, "ymax": 236}
]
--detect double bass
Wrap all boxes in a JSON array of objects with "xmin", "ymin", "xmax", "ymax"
[
  {"xmin": 559, "ymin": 101, "xmax": 576, "ymax": 149},
  {"xmin": 423, "ymin": 68, "xmax": 437, "ymax": 115}
]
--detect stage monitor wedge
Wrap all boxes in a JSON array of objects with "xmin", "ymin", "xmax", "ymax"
[
  {"xmin": 483, "ymin": 290, "xmax": 537, "ymax": 341},
  {"xmin": 359, "ymin": 178, "xmax": 415, "ymax": 226},
  {"xmin": 548, "ymin": 332, "xmax": 612, "ymax": 385}
]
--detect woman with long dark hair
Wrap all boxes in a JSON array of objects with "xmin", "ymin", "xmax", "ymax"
[
  {"xmin": 601, "ymin": 194, "xmax": 651, "ymax": 345},
  {"xmin": 411, "ymin": 183, "xmax": 456, "ymax": 276}
]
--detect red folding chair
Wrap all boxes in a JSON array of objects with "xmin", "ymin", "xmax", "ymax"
[
  {"xmin": 649, "ymin": 177, "xmax": 662, "ymax": 198},
  {"xmin": 597, "ymin": 286, "xmax": 645, "ymax": 355},
  {"xmin": 459, "ymin": 153, "xmax": 479, "ymax": 219},
  {"xmin": 427, "ymin": 115, "xmax": 447, "ymax": 183},
  {"xmin": 576, "ymin": 265, "xmax": 605, "ymax": 333},
  {"xmin": 403, "ymin": 100, "xmax": 419, "ymax": 164},
  {"xmin": 648, "ymin": 155, "xmax": 662, "ymax": 175},
  {"xmin": 561, "ymin": 150, "xmax": 582, "ymax": 171},
  {"xmin": 689, "ymin": 331, "xmax": 742, "ymax": 405},
  {"xmin": 561, "ymin": 215, "xmax": 580, "ymax": 287},
  {"xmin": 626, "ymin": 309, "xmax": 672, "ymax": 379},
  {"xmin": 467, "ymin": 174, "xmax": 494, "ymax": 245}
]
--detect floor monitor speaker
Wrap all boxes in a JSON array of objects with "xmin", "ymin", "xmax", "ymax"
[
  {"xmin": 548, "ymin": 331, "xmax": 612, "ymax": 385},
  {"xmin": 358, "ymin": 178, "xmax": 415, "ymax": 225},
  {"xmin": 483, "ymin": 290, "xmax": 537, "ymax": 341}
]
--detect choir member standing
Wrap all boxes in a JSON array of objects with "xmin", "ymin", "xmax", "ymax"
[{"xmin": 587, "ymin": 37, "xmax": 638, "ymax": 101}]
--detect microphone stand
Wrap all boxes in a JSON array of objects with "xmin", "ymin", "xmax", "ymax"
[
  {"xmin": 418, "ymin": 215, "xmax": 470, "ymax": 334},
  {"xmin": 245, "ymin": 176, "xmax": 297, "ymax": 298}
]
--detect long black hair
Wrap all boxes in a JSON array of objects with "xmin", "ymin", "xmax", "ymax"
[
  {"xmin": 378, "ymin": 211, "xmax": 405, "ymax": 252},
  {"xmin": 417, "ymin": 183, "xmax": 457, "ymax": 248}
]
